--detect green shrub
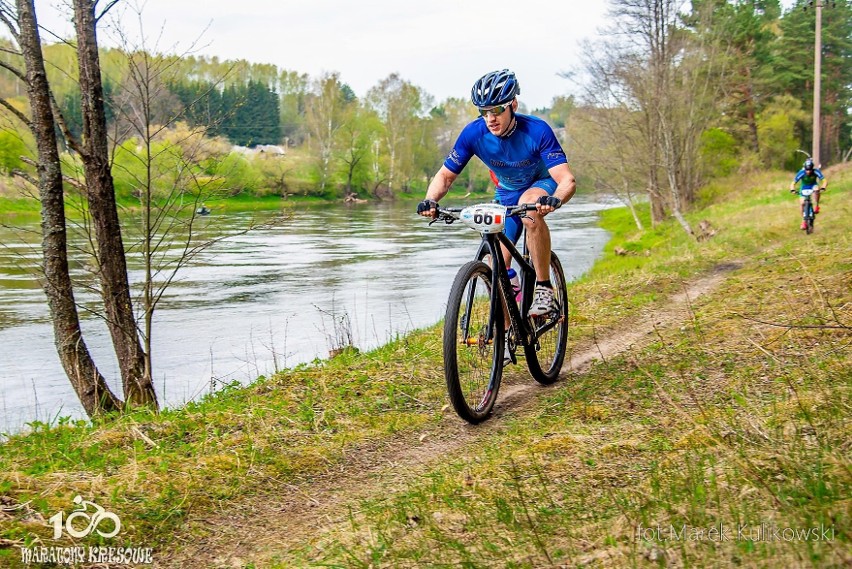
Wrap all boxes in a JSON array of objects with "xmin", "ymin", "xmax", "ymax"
[
  {"xmin": 699, "ymin": 128, "xmax": 738, "ymax": 178},
  {"xmin": 0, "ymin": 130, "xmax": 29, "ymax": 174}
]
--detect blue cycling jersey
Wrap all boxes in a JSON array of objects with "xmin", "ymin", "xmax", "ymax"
[
  {"xmin": 793, "ymin": 168, "xmax": 824, "ymax": 189},
  {"xmin": 443, "ymin": 114, "xmax": 567, "ymax": 192}
]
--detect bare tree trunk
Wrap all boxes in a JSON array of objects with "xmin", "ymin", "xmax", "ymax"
[
  {"xmin": 621, "ymin": 180, "xmax": 644, "ymax": 231},
  {"xmin": 649, "ymin": 188, "xmax": 666, "ymax": 225},
  {"xmin": 647, "ymin": 160, "xmax": 666, "ymax": 226},
  {"xmin": 743, "ymin": 66, "xmax": 760, "ymax": 154},
  {"xmin": 14, "ymin": 0, "xmax": 122, "ymax": 416},
  {"xmin": 822, "ymin": 90, "xmax": 839, "ymax": 164},
  {"xmin": 387, "ymin": 138, "xmax": 396, "ymax": 192},
  {"xmin": 72, "ymin": 0, "xmax": 157, "ymax": 408},
  {"xmin": 660, "ymin": 115, "xmax": 695, "ymax": 237}
]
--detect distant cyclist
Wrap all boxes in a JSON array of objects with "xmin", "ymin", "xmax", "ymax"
[
  {"xmin": 790, "ymin": 158, "xmax": 827, "ymax": 230},
  {"xmin": 417, "ymin": 69, "xmax": 576, "ymax": 317}
]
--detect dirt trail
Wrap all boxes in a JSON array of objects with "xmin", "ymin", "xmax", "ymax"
[{"xmin": 161, "ymin": 265, "xmax": 736, "ymax": 568}]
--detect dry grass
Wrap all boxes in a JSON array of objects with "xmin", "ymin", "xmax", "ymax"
[
  {"xmin": 0, "ymin": 166, "xmax": 849, "ymax": 568},
  {"xmin": 273, "ymin": 167, "xmax": 850, "ymax": 568}
]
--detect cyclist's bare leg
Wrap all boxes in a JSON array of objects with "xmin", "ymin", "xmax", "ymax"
[
  {"xmin": 518, "ymin": 187, "xmax": 552, "ymax": 282},
  {"xmin": 497, "ymin": 186, "xmax": 551, "ymax": 331}
]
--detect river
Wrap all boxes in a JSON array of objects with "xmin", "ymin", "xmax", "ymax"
[{"xmin": 0, "ymin": 195, "xmax": 615, "ymax": 433}]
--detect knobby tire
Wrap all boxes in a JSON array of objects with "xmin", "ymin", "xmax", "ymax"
[
  {"xmin": 443, "ymin": 260, "xmax": 504, "ymax": 424},
  {"xmin": 805, "ymin": 201, "xmax": 815, "ymax": 234},
  {"xmin": 524, "ymin": 252, "xmax": 569, "ymax": 385}
]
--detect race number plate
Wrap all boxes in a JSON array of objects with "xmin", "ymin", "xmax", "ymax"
[
  {"xmin": 460, "ymin": 203, "xmax": 507, "ymax": 234},
  {"xmin": 801, "ymin": 188, "xmax": 814, "ymax": 197}
]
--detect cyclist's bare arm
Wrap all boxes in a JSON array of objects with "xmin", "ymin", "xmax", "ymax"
[
  {"xmin": 420, "ymin": 166, "xmax": 458, "ymax": 217},
  {"xmin": 426, "ymin": 166, "xmax": 457, "ymax": 202},
  {"xmin": 550, "ymin": 163, "xmax": 577, "ymax": 205},
  {"xmin": 535, "ymin": 163, "xmax": 577, "ymax": 215}
]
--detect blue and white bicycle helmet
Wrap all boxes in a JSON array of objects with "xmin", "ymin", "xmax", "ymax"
[
  {"xmin": 471, "ymin": 69, "xmax": 520, "ymax": 107},
  {"xmin": 803, "ymin": 158, "xmax": 815, "ymax": 170}
]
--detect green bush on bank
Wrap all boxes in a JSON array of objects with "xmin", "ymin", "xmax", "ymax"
[{"xmin": 0, "ymin": 133, "xmax": 497, "ymax": 215}]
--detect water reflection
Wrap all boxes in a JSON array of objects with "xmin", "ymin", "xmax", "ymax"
[{"xmin": 0, "ymin": 195, "xmax": 616, "ymax": 433}]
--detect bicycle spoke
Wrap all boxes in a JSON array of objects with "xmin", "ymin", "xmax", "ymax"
[
  {"xmin": 524, "ymin": 253, "xmax": 568, "ymax": 384},
  {"xmin": 444, "ymin": 261, "xmax": 503, "ymax": 423}
]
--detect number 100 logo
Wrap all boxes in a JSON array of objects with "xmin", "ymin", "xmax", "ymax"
[{"xmin": 48, "ymin": 495, "xmax": 121, "ymax": 539}]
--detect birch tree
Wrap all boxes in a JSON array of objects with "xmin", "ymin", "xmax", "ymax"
[
  {"xmin": 366, "ymin": 74, "xmax": 430, "ymax": 193},
  {"xmin": 107, "ymin": 10, "xmax": 248, "ymax": 385},
  {"xmin": 335, "ymin": 102, "xmax": 380, "ymax": 197},
  {"xmin": 587, "ymin": 0, "xmax": 733, "ymax": 235},
  {"xmin": 304, "ymin": 71, "xmax": 348, "ymax": 193}
]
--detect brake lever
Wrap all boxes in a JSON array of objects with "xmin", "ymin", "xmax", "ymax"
[{"xmin": 434, "ymin": 211, "xmax": 458, "ymax": 225}]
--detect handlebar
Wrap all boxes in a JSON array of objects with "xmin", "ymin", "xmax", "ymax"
[{"xmin": 429, "ymin": 203, "xmax": 538, "ymax": 225}]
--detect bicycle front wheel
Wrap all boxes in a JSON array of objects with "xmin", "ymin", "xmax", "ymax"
[
  {"xmin": 443, "ymin": 260, "xmax": 504, "ymax": 424},
  {"xmin": 524, "ymin": 252, "xmax": 569, "ymax": 385},
  {"xmin": 802, "ymin": 199, "xmax": 815, "ymax": 234}
]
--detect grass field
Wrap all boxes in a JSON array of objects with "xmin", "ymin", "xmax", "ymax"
[{"xmin": 0, "ymin": 165, "xmax": 849, "ymax": 568}]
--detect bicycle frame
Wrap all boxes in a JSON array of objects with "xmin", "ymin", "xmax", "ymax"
[
  {"xmin": 431, "ymin": 202, "xmax": 562, "ymax": 351},
  {"xmin": 432, "ymin": 201, "xmax": 569, "ymax": 421},
  {"xmin": 800, "ymin": 188, "xmax": 816, "ymax": 233},
  {"xmin": 475, "ymin": 232, "xmax": 540, "ymax": 349},
  {"xmin": 803, "ymin": 193, "xmax": 814, "ymax": 216}
]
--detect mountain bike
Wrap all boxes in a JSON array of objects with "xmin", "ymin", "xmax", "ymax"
[
  {"xmin": 426, "ymin": 202, "xmax": 568, "ymax": 423},
  {"xmin": 792, "ymin": 187, "xmax": 817, "ymax": 234}
]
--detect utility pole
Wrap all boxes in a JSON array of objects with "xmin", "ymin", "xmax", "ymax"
[
  {"xmin": 806, "ymin": 0, "xmax": 836, "ymax": 166},
  {"xmin": 813, "ymin": 1, "xmax": 822, "ymax": 166}
]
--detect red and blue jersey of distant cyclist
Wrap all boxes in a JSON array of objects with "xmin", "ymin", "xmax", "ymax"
[{"xmin": 443, "ymin": 114, "xmax": 567, "ymax": 192}]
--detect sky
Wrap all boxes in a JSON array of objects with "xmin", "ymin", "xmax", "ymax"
[
  {"xmin": 30, "ymin": 0, "xmax": 800, "ymax": 111},
  {"xmin": 31, "ymin": 0, "xmax": 612, "ymax": 110}
]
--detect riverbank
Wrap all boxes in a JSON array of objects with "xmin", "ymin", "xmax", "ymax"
[
  {"xmin": 0, "ymin": 186, "xmax": 499, "ymax": 217},
  {"xmin": 0, "ymin": 166, "xmax": 849, "ymax": 567},
  {"xmin": 0, "ymin": 191, "xmax": 329, "ymax": 216},
  {"xmin": 0, "ymin": 194, "xmax": 611, "ymax": 434}
]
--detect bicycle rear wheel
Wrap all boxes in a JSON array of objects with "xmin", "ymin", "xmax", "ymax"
[
  {"xmin": 443, "ymin": 260, "xmax": 504, "ymax": 423},
  {"xmin": 524, "ymin": 252, "xmax": 568, "ymax": 385}
]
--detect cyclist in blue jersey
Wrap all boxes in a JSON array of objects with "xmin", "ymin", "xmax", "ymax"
[
  {"xmin": 789, "ymin": 159, "xmax": 827, "ymax": 229},
  {"xmin": 417, "ymin": 69, "xmax": 576, "ymax": 319}
]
